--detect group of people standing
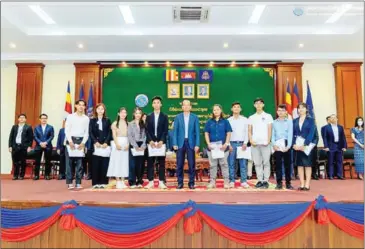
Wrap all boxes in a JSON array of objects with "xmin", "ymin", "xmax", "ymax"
[{"xmin": 8, "ymin": 96, "xmax": 364, "ymax": 191}]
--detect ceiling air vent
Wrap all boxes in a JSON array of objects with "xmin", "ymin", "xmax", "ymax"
[{"xmin": 173, "ymin": 6, "xmax": 210, "ymax": 23}]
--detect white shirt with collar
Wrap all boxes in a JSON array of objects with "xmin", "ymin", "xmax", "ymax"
[
  {"xmin": 41, "ymin": 124, "xmax": 47, "ymax": 134},
  {"xmin": 228, "ymin": 115, "xmax": 248, "ymax": 144},
  {"xmin": 16, "ymin": 124, "xmax": 24, "ymax": 144},
  {"xmin": 154, "ymin": 112, "xmax": 160, "ymax": 137},
  {"xmin": 184, "ymin": 113, "xmax": 190, "ymax": 139},
  {"xmin": 331, "ymin": 124, "xmax": 339, "ymax": 142}
]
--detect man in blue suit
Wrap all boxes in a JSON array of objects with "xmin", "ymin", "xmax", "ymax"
[
  {"xmin": 323, "ymin": 114, "xmax": 347, "ymax": 180},
  {"xmin": 34, "ymin": 114, "xmax": 54, "ymax": 180},
  {"xmin": 173, "ymin": 100, "xmax": 200, "ymax": 189}
]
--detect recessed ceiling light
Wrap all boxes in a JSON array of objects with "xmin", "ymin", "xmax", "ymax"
[
  {"xmin": 230, "ymin": 61, "xmax": 236, "ymax": 67},
  {"xmin": 248, "ymin": 5, "xmax": 266, "ymax": 24},
  {"xmin": 148, "ymin": 43, "xmax": 154, "ymax": 48},
  {"xmin": 78, "ymin": 43, "xmax": 84, "ymax": 49},
  {"xmin": 9, "ymin": 43, "xmax": 16, "ymax": 49},
  {"xmin": 209, "ymin": 61, "xmax": 214, "ymax": 67},
  {"xmin": 28, "ymin": 5, "xmax": 56, "ymax": 24},
  {"xmin": 223, "ymin": 43, "xmax": 229, "ymax": 48},
  {"xmin": 166, "ymin": 61, "xmax": 170, "ymax": 67},
  {"xmin": 119, "ymin": 5, "xmax": 135, "ymax": 24},
  {"xmin": 144, "ymin": 61, "xmax": 149, "ymax": 66},
  {"xmin": 299, "ymin": 43, "xmax": 304, "ymax": 48},
  {"xmin": 325, "ymin": 4, "xmax": 352, "ymax": 23}
]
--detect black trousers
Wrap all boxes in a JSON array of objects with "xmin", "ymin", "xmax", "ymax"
[
  {"xmin": 147, "ymin": 156, "xmax": 166, "ymax": 181},
  {"xmin": 274, "ymin": 150, "xmax": 291, "ymax": 185},
  {"xmin": 311, "ymin": 146, "xmax": 319, "ymax": 177},
  {"xmin": 34, "ymin": 148, "xmax": 52, "ymax": 177},
  {"xmin": 82, "ymin": 150, "xmax": 93, "ymax": 177},
  {"xmin": 130, "ymin": 141, "xmax": 144, "ymax": 186},
  {"xmin": 91, "ymin": 155, "xmax": 110, "ymax": 186},
  {"xmin": 59, "ymin": 148, "xmax": 66, "ymax": 177},
  {"xmin": 12, "ymin": 145, "xmax": 27, "ymax": 177}
]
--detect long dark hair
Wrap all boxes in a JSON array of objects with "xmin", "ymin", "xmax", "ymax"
[
  {"xmin": 211, "ymin": 104, "xmax": 224, "ymax": 119},
  {"xmin": 133, "ymin": 107, "xmax": 145, "ymax": 134},
  {"xmin": 116, "ymin": 107, "xmax": 128, "ymax": 128},
  {"xmin": 354, "ymin": 116, "xmax": 364, "ymax": 129}
]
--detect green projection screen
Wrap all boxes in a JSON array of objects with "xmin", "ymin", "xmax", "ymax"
[{"xmin": 102, "ymin": 66, "xmax": 275, "ymax": 146}]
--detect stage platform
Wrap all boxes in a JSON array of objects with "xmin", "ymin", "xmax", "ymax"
[{"xmin": 1, "ymin": 177, "xmax": 363, "ymax": 206}]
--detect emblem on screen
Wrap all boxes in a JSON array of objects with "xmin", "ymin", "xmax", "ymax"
[{"xmin": 135, "ymin": 94, "xmax": 148, "ymax": 108}]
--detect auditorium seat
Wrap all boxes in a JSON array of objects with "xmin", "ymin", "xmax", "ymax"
[{"xmin": 343, "ymin": 148, "xmax": 355, "ymax": 179}]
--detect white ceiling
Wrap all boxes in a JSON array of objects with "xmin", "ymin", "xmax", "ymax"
[{"xmin": 1, "ymin": 1, "xmax": 364, "ymax": 62}]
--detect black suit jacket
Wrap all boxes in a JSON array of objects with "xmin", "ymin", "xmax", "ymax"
[
  {"xmin": 146, "ymin": 112, "xmax": 168, "ymax": 144},
  {"xmin": 8, "ymin": 124, "xmax": 34, "ymax": 149},
  {"xmin": 89, "ymin": 118, "xmax": 112, "ymax": 149}
]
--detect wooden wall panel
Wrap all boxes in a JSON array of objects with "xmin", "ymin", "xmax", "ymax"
[
  {"xmin": 15, "ymin": 63, "xmax": 45, "ymax": 128},
  {"xmin": 333, "ymin": 62, "xmax": 363, "ymax": 144},
  {"xmin": 2, "ymin": 212, "xmax": 363, "ymax": 248},
  {"xmin": 276, "ymin": 63, "xmax": 304, "ymax": 107},
  {"xmin": 74, "ymin": 63, "xmax": 101, "ymax": 106}
]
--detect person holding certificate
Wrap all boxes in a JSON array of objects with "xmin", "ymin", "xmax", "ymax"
[
  {"xmin": 145, "ymin": 96, "xmax": 169, "ymax": 189},
  {"xmin": 65, "ymin": 99, "xmax": 90, "ymax": 190},
  {"xmin": 271, "ymin": 104, "xmax": 294, "ymax": 190},
  {"xmin": 293, "ymin": 102, "xmax": 316, "ymax": 191},
  {"xmin": 107, "ymin": 107, "xmax": 130, "ymax": 189},
  {"xmin": 128, "ymin": 107, "xmax": 147, "ymax": 188},
  {"xmin": 227, "ymin": 102, "xmax": 249, "ymax": 188},
  {"xmin": 248, "ymin": 98, "xmax": 273, "ymax": 189},
  {"xmin": 205, "ymin": 104, "xmax": 232, "ymax": 189},
  {"xmin": 172, "ymin": 100, "xmax": 200, "ymax": 189},
  {"xmin": 89, "ymin": 103, "xmax": 112, "ymax": 189}
]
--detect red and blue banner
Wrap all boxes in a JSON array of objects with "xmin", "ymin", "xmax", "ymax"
[{"xmin": 1, "ymin": 196, "xmax": 363, "ymax": 248}]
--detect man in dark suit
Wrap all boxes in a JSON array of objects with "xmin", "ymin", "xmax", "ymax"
[
  {"xmin": 323, "ymin": 114, "xmax": 347, "ymax": 179},
  {"xmin": 145, "ymin": 96, "xmax": 169, "ymax": 189},
  {"xmin": 320, "ymin": 116, "xmax": 331, "ymax": 140},
  {"xmin": 8, "ymin": 114, "xmax": 33, "ymax": 180},
  {"xmin": 56, "ymin": 124, "xmax": 66, "ymax": 180},
  {"xmin": 311, "ymin": 124, "xmax": 320, "ymax": 180},
  {"xmin": 173, "ymin": 99, "xmax": 200, "ymax": 189},
  {"xmin": 33, "ymin": 114, "xmax": 55, "ymax": 180}
]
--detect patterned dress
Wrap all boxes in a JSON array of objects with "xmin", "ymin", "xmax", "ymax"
[{"xmin": 351, "ymin": 128, "xmax": 364, "ymax": 174}]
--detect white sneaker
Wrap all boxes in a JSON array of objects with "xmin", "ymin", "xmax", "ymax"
[
  {"xmin": 130, "ymin": 185, "xmax": 137, "ymax": 189},
  {"xmin": 145, "ymin": 181, "xmax": 154, "ymax": 189},
  {"xmin": 159, "ymin": 181, "xmax": 167, "ymax": 189},
  {"xmin": 68, "ymin": 184, "xmax": 74, "ymax": 190},
  {"xmin": 224, "ymin": 184, "xmax": 230, "ymax": 189},
  {"xmin": 229, "ymin": 182, "xmax": 235, "ymax": 188},
  {"xmin": 207, "ymin": 183, "xmax": 215, "ymax": 189},
  {"xmin": 75, "ymin": 184, "xmax": 83, "ymax": 189},
  {"xmin": 92, "ymin": 185, "xmax": 99, "ymax": 189},
  {"xmin": 116, "ymin": 181, "xmax": 123, "ymax": 189},
  {"xmin": 241, "ymin": 182, "xmax": 250, "ymax": 189},
  {"xmin": 137, "ymin": 184, "xmax": 143, "ymax": 188}
]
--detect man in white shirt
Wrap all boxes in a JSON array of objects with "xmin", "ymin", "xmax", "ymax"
[
  {"xmin": 65, "ymin": 99, "xmax": 90, "ymax": 189},
  {"xmin": 228, "ymin": 102, "xmax": 249, "ymax": 188},
  {"xmin": 248, "ymin": 98, "xmax": 273, "ymax": 189}
]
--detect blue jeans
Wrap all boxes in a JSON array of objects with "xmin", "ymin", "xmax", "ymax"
[
  {"xmin": 65, "ymin": 149, "xmax": 83, "ymax": 185},
  {"xmin": 228, "ymin": 142, "xmax": 247, "ymax": 183}
]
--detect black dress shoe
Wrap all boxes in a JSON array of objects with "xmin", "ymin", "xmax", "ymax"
[
  {"xmin": 286, "ymin": 184, "xmax": 294, "ymax": 190},
  {"xmin": 255, "ymin": 181, "xmax": 263, "ymax": 188},
  {"xmin": 58, "ymin": 175, "xmax": 65, "ymax": 180},
  {"xmin": 304, "ymin": 187, "xmax": 310, "ymax": 191},
  {"xmin": 86, "ymin": 175, "xmax": 92, "ymax": 180},
  {"xmin": 177, "ymin": 184, "xmax": 184, "ymax": 189},
  {"xmin": 298, "ymin": 187, "xmax": 305, "ymax": 191},
  {"xmin": 18, "ymin": 177, "xmax": 24, "ymax": 180},
  {"xmin": 188, "ymin": 185, "xmax": 195, "ymax": 190},
  {"xmin": 263, "ymin": 182, "xmax": 269, "ymax": 189},
  {"xmin": 12, "ymin": 176, "xmax": 18, "ymax": 180},
  {"xmin": 33, "ymin": 176, "xmax": 39, "ymax": 180},
  {"xmin": 45, "ymin": 176, "xmax": 51, "ymax": 180},
  {"xmin": 337, "ymin": 176, "xmax": 345, "ymax": 180},
  {"xmin": 329, "ymin": 177, "xmax": 333, "ymax": 180},
  {"xmin": 275, "ymin": 184, "xmax": 283, "ymax": 190},
  {"xmin": 312, "ymin": 175, "xmax": 319, "ymax": 180}
]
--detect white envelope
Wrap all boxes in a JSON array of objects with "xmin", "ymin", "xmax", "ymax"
[
  {"xmin": 274, "ymin": 138, "xmax": 286, "ymax": 152},
  {"xmin": 93, "ymin": 146, "xmax": 111, "ymax": 157},
  {"xmin": 148, "ymin": 144, "xmax": 166, "ymax": 157},
  {"xmin": 295, "ymin": 136, "xmax": 305, "ymax": 147},
  {"xmin": 304, "ymin": 143, "xmax": 316, "ymax": 156},
  {"xmin": 210, "ymin": 141, "xmax": 225, "ymax": 159},
  {"xmin": 131, "ymin": 148, "xmax": 145, "ymax": 156},
  {"xmin": 67, "ymin": 144, "xmax": 85, "ymax": 157},
  {"xmin": 236, "ymin": 146, "xmax": 251, "ymax": 160}
]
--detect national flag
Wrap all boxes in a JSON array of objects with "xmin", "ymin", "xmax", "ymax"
[
  {"xmin": 180, "ymin": 70, "xmax": 196, "ymax": 82},
  {"xmin": 198, "ymin": 69, "xmax": 213, "ymax": 82},
  {"xmin": 292, "ymin": 79, "xmax": 300, "ymax": 119},
  {"xmin": 64, "ymin": 81, "xmax": 72, "ymax": 119},
  {"xmin": 305, "ymin": 80, "xmax": 315, "ymax": 119},
  {"xmin": 87, "ymin": 83, "xmax": 94, "ymax": 118},
  {"xmin": 285, "ymin": 78, "xmax": 292, "ymax": 116},
  {"xmin": 79, "ymin": 80, "xmax": 85, "ymax": 100},
  {"xmin": 165, "ymin": 69, "xmax": 179, "ymax": 81}
]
